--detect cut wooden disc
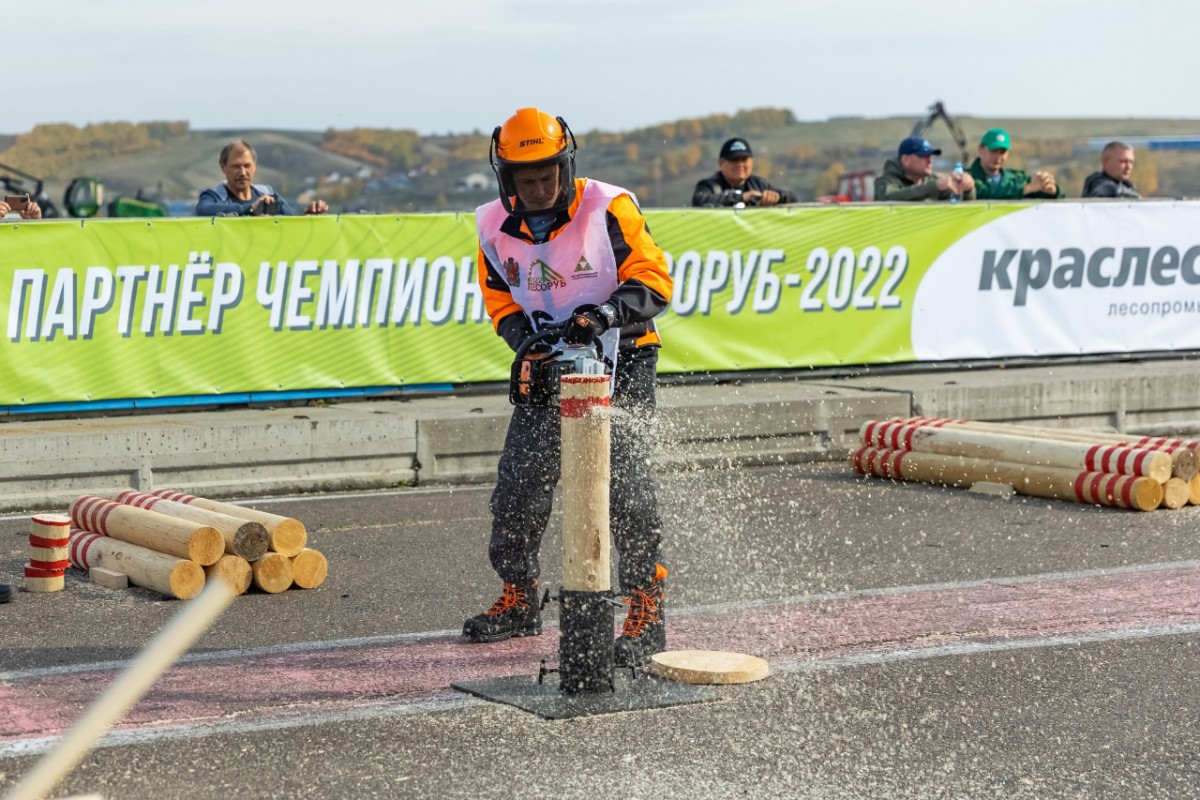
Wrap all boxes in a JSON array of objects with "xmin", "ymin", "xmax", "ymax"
[{"xmin": 645, "ymin": 650, "xmax": 769, "ymax": 685}]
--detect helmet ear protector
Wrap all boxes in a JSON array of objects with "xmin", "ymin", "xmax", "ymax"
[{"xmin": 489, "ymin": 112, "xmax": 577, "ymax": 219}]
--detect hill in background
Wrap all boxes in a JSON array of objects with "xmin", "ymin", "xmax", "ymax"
[{"xmin": 2, "ymin": 109, "xmax": 1199, "ymax": 215}]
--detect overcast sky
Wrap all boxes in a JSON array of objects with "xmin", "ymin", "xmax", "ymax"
[{"xmin": 4, "ymin": 0, "xmax": 1196, "ymax": 136}]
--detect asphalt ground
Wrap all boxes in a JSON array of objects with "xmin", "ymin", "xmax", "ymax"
[{"xmin": 1, "ymin": 460, "xmax": 1199, "ymax": 799}]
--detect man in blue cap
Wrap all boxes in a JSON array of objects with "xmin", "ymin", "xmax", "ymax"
[
  {"xmin": 874, "ymin": 136, "xmax": 975, "ymax": 202},
  {"xmin": 692, "ymin": 137, "xmax": 797, "ymax": 207},
  {"xmin": 967, "ymin": 128, "xmax": 1063, "ymax": 200}
]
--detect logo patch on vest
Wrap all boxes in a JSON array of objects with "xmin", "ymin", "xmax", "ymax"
[
  {"xmin": 502, "ymin": 257, "xmax": 520, "ymax": 287},
  {"xmin": 572, "ymin": 255, "xmax": 597, "ymax": 279},
  {"xmin": 528, "ymin": 259, "xmax": 566, "ymax": 292}
]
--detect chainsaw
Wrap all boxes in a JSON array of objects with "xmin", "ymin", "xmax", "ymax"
[{"xmin": 509, "ymin": 327, "xmax": 611, "ymax": 407}]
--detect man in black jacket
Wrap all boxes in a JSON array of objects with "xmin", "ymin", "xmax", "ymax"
[
  {"xmin": 691, "ymin": 137, "xmax": 797, "ymax": 207},
  {"xmin": 1082, "ymin": 141, "xmax": 1140, "ymax": 199}
]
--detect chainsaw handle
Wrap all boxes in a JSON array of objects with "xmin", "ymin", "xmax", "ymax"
[{"xmin": 513, "ymin": 326, "xmax": 564, "ymax": 361}]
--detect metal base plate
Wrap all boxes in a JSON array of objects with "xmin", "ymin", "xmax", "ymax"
[{"xmin": 452, "ymin": 670, "xmax": 717, "ymax": 720}]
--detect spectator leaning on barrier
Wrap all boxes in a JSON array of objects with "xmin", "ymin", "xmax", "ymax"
[
  {"xmin": 0, "ymin": 194, "xmax": 42, "ymax": 220},
  {"xmin": 195, "ymin": 140, "xmax": 329, "ymax": 217},
  {"xmin": 875, "ymin": 136, "xmax": 976, "ymax": 202},
  {"xmin": 1082, "ymin": 141, "xmax": 1140, "ymax": 199},
  {"xmin": 466, "ymin": 107, "xmax": 674, "ymax": 668},
  {"xmin": 967, "ymin": 128, "xmax": 1063, "ymax": 200},
  {"xmin": 691, "ymin": 137, "xmax": 797, "ymax": 207}
]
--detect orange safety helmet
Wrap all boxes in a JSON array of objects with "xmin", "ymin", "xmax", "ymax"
[{"xmin": 489, "ymin": 107, "xmax": 577, "ymax": 218}]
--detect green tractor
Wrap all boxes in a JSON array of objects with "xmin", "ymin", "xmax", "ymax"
[{"xmin": 1, "ymin": 162, "xmax": 166, "ymax": 218}]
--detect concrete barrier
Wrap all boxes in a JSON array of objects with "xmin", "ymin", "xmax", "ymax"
[{"xmin": 0, "ymin": 360, "xmax": 1197, "ymax": 513}]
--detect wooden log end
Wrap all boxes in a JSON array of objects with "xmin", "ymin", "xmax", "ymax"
[
  {"xmin": 1132, "ymin": 477, "xmax": 1164, "ymax": 512},
  {"xmin": 1189, "ymin": 474, "xmax": 1200, "ymax": 505},
  {"xmin": 269, "ymin": 520, "xmax": 308, "ymax": 558},
  {"xmin": 171, "ymin": 562, "xmax": 207, "ymax": 600},
  {"xmin": 251, "ymin": 552, "xmax": 295, "ymax": 594},
  {"xmin": 204, "ymin": 555, "xmax": 253, "ymax": 595},
  {"xmin": 290, "ymin": 548, "xmax": 329, "ymax": 589},
  {"xmin": 1147, "ymin": 452, "xmax": 1174, "ymax": 484},
  {"xmin": 1162, "ymin": 477, "xmax": 1190, "ymax": 510},
  {"xmin": 231, "ymin": 522, "xmax": 270, "ymax": 562},
  {"xmin": 188, "ymin": 526, "xmax": 226, "ymax": 567},
  {"xmin": 1172, "ymin": 448, "xmax": 1199, "ymax": 482}
]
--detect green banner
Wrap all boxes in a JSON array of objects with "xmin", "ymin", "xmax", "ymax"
[{"xmin": 0, "ymin": 206, "xmax": 1020, "ymax": 407}]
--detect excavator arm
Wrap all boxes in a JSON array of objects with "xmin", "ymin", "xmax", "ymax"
[{"xmin": 911, "ymin": 101, "xmax": 970, "ymax": 165}]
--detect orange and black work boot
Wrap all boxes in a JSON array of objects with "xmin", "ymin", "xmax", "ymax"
[
  {"xmin": 462, "ymin": 581, "xmax": 541, "ymax": 643},
  {"xmin": 614, "ymin": 564, "xmax": 668, "ymax": 667}
]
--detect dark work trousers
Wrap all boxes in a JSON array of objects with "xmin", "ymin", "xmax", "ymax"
[{"xmin": 488, "ymin": 347, "xmax": 663, "ymax": 592}]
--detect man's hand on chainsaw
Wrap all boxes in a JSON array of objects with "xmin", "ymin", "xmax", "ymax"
[{"xmin": 562, "ymin": 304, "xmax": 607, "ymax": 346}]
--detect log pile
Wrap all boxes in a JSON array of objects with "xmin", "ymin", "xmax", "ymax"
[
  {"xmin": 851, "ymin": 416, "xmax": 1200, "ymax": 512},
  {"xmin": 49, "ymin": 489, "xmax": 328, "ymax": 599}
]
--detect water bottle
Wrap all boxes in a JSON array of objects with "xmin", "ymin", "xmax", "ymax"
[{"xmin": 949, "ymin": 162, "xmax": 964, "ymax": 203}]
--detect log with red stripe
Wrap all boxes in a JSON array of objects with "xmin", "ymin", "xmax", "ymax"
[
  {"xmin": 113, "ymin": 490, "xmax": 269, "ymax": 561},
  {"xmin": 69, "ymin": 528, "xmax": 205, "ymax": 600},
  {"xmin": 70, "ymin": 495, "xmax": 224, "ymax": 565},
  {"xmin": 850, "ymin": 445, "xmax": 1163, "ymax": 511},
  {"xmin": 29, "ymin": 513, "xmax": 71, "ymax": 546},
  {"xmin": 860, "ymin": 419, "xmax": 1174, "ymax": 483},
  {"xmin": 875, "ymin": 416, "xmax": 1198, "ymax": 482},
  {"xmin": 149, "ymin": 490, "xmax": 306, "ymax": 557}
]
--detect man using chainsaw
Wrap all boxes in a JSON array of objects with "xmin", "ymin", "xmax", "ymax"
[{"xmin": 464, "ymin": 107, "xmax": 674, "ymax": 667}]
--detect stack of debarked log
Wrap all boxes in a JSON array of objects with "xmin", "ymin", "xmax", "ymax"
[
  {"xmin": 66, "ymin": 489, "xmax": 328, "ymax": 599},
  {"xmin": 851, "ymin": 416, "xmax": 1200, "ymax": 512}
]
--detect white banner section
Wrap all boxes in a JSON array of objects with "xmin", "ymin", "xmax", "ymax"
[{"xmin": 912, "ymin": 202, "xmax": 1200, "ymax": 360}]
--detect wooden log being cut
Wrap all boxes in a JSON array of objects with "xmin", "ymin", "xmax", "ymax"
[
  {"xmin": 851, "ymin": 446, "xmax": 1163, "ymax": 512},
  {"xmin": 289, "ymin": 548, "xmax": 328, "ymax": 590},
  {"xmin": 69, "ymin": 495, "xmax": 224, "ymax": 566},
  {"xmin": 113, "ymin": 490, "xmax": 269, "ymax": 561},
  {"xmin": 560, "ymin": 374, "xmax": 613, "ymax": 594},
  {"xmin": 69, "ymin": 529, "xmax": 205, "ymax": 600},
  {"xmin": 150, "ymin": 490, "xmax": 307, "ymax": 557},
  {"xmin": 861, "ymin": 420, "xmax": 1174, "ymax": 483}
]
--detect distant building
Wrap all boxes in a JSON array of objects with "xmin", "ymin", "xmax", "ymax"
[{"xmin": 458, "ymin": 172, "xmax": 491, "ymax": 191}]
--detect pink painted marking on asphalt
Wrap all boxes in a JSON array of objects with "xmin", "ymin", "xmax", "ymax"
[{"xmin": 2, "ymin": 565, "xmax": 1199, "ymax": 742}]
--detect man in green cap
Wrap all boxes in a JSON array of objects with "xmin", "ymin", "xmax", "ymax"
[{"xmin": 967, "ymin": 128, "xmax": 1064, "ymax": 200}]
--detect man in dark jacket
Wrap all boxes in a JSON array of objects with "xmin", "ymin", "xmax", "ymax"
[
  {"xmin": 967, "ymin": 128, "xmax": 1063, "ymax": 200},
  {"xmin": 691, "ymin": 137, "xmax": 797, "ymax": 207},
  {"xmin": 1083, "ymin": 141, "xmax": 1140, "ymax": 199},
  {"xmin": 195, "ymin": 140, "xmax": 329, "ymax": 217},
  {"xmin": 874, "ymin": 136, "xmax": 976, "ymax": 202}
]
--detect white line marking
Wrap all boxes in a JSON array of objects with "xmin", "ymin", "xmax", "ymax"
[{"xmin": 0, "ymin": 696, "xmax": 477, "ymax": 758}]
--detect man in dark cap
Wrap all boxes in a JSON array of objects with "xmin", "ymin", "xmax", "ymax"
[
  {"xmin": 691, "ymin": 137, "xmax": 797, "ymax": 207},
  {"xmin": 875, "ymin": 136, "xmax": 976, "ymax": 202}
]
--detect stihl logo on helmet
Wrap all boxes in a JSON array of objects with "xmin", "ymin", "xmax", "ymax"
[{"xmin": 520, "ymin": 138, "xmax": 545, "ymax": 147}]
